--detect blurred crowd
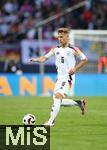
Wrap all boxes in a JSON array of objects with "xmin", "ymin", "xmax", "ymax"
[{"xmin": 0, "ymin": 0, "xmax": 107, "ymax": 43}]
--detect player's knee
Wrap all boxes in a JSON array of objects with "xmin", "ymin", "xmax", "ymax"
[{"xmin": 54, "ymin": 93, "xmax": 63, "ymax": 100}]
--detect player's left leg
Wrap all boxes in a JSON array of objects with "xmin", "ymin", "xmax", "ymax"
[
  {"xmin": 61, "ymin": 98, "xmax": 86, "ymax": 115},
  {"xmin": 60, "ymin": 80, "xmax": 86, "ymax": 115}
]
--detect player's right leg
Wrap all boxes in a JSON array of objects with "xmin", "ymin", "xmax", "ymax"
[{"xmin": 44, "ymin": 92, "xmax": 63, "ymax": 127}]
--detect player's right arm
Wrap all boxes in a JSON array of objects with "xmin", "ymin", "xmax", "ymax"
[
  {"xmin": 30, "ymin": 56, "xmax": 47, "ymax": 63},
  {"xmin": 30, "ymin": 48, "xmax": 54, "ymax": 63}
]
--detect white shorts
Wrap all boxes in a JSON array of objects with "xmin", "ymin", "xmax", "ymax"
[{"xmin": 54, "ymin": 78, "xmax": 75, "ymax": 97}]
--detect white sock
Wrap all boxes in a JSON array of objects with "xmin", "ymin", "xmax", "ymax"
[
  {"xmin": 61, "ymin": 99, "xmax": 78, "ymax": 106},
  {"xmin": 48, "ymin": 98, "xmax": 61, "ymax": 124}
]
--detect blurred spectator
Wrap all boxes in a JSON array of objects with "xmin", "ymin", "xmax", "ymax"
[
  {"xmin": 27, "ymin": 28, "xmax": 36, "ymax": 39},
  {"xmin": 81, "ymin": 7, "xmax": 93, "ymax": 29},
  {"xmin": 98, "ymin": 44, "xmax": 107, "ymax": 73},
  {"xmin": 43, "ymin": 25, "xmax": 54, "ymax": 39},
  {"xmin": 4, "ymin": 59, "xmax": 23, "ymax": 74},
  {"xmin": 98, "ymin": 54, "xmax": 107, "ymax": 73},
  {"xmin": 20, "ymin": 0, "xmax": 33, "ymax": 18},
  {"xmin": 0, "ymin": 0, "xmax": 107, "ymax": 43},
  {"xmin": 3, "ymin": 0, "xmax": 18, "ymax": 14}
]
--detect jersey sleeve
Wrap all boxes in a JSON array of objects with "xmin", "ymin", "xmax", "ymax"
[
  {"xmin": 45, "ymin": 48, "xmax": 54, "ymax": 58},
  {"xmin": 73, "ymin": 47, "xmax": 87, "ymax": 60}
]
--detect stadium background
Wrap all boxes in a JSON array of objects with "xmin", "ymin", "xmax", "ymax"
[
  {"xmin": 0, "ymin": 0, "xmax": 107, "ymax": 150},
  {"xmin": 0, "ymin": 0, "xmax": 107, "ymax": 96}
]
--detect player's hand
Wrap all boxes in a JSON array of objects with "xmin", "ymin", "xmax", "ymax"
[
  {"xmin": 68, "ymin": 68, "xmax": 76, "ymax": 75},
  {"xmin": 29, "ymin": 58, "xmax": 37, "ymax": 62}
]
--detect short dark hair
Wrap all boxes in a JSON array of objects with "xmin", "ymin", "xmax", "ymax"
[{"xmin": 57, "ymin": 28, "xmax": 69, "ymax": 34}]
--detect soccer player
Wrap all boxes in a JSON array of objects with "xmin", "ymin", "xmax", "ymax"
[{"xmin": 30, "ymin": 27, "xmax": 88, "ymax": 127}]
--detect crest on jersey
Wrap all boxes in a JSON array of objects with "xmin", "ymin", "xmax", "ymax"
[{"xmin": 56, "ymin": 52, "xmax": 60, "ymax": 55}]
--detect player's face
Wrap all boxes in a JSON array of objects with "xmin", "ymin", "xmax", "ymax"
[{"xmin": 58, "ymin": 32, "xmax": 69, "ymax": 45}]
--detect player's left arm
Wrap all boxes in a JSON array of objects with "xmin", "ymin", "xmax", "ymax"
[{"xmin": 69, "ymin": 47, "xmax": 88, "ymax": 75}]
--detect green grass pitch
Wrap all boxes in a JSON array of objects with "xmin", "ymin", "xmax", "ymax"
[{"xmin": 0, "ymin": 96, "xmax": 107, "ymax": 150}]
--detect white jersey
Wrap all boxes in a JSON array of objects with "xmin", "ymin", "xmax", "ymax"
[{"xmin": 45, "ymin": 45, "xmax": 87, "ymax": 81}]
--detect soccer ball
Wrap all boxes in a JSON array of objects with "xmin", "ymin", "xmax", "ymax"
[{"xmin": 22, "ymin": 114, "xmax": 36, "ymax": 125}]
